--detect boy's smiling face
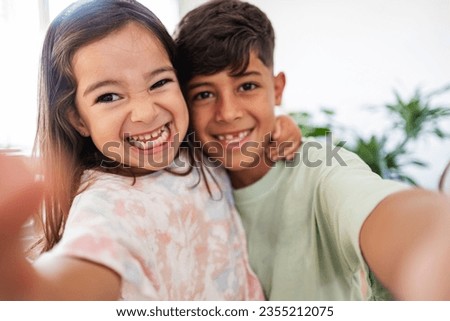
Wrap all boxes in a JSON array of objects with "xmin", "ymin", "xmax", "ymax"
[{"xmin": 186, "ymin": 51, "xmax": 285, "ymax": 186}]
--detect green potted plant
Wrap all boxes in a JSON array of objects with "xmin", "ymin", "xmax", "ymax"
[{"xmin": 291, "ymin": 85, "xmax": 450, "ymax": 186}]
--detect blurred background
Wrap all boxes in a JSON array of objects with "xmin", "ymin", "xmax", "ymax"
[{"xmin": 0, "ymin": 0, "xmax": 449, "ymax": 189}]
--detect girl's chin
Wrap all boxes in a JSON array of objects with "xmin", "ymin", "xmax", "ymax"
[
  {"xmin": 128, "ymin": 151, "xmax": 178, "ymax": 172},
  {"xmin": 102, "ymin": 138, "xmax": 182, "ymax": 173}
]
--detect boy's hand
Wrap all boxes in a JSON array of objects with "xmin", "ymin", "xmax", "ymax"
[{"xmin": 267, "ymin": 114, "xmax": 302, "ymax": 162}]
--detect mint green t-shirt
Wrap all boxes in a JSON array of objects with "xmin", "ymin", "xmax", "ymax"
[{"xmin": 233, "ymin": 138, "xmax": 408, "ymax": 300}]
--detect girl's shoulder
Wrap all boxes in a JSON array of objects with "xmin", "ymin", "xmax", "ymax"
[{"xmin": 80, "ymin": 169, "xmax": 135, "ymax": 190}]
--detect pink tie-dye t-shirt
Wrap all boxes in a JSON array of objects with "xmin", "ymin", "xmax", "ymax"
[{"xmin": 43, "ymin": 150, "xmax": 263, "ymax": 300}]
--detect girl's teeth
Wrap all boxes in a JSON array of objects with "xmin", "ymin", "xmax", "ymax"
[
  {"xmin": 144, "ymin": 129, "xmax": 169, "ymax": 149},
  {"xmin": 134, "ymin": 140, "xmax": 146, "ymax": 150},
  {"xmin": 128, "ymin": 124, "xmax": 170, "ymax": 149}
]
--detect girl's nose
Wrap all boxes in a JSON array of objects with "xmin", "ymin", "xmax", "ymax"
[{"xmin": 130, "ymin": 98, "xmax": 159, "ymax": 123}]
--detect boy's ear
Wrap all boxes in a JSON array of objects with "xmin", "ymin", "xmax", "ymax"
[
  {"xmin": 67, "ymin": 108, "xmax": 90, "ymax": 137},
  {"xmin": 274, "ymin": 72, "xmax": 286, "ymax": 106}
]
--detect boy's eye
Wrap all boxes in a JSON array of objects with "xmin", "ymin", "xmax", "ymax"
[
  {"xmin": 96, "ymin": 93, "xmax": 120, "ymax": 103},
  {"xmin": 239, "ymin": 83, "xmax": 257, "ymax": 91},
  {"xmin": 193, "ymin": 91, "xmax": 213, "ymax": 101},
  {"xmin": 151, "ymin": 78, "xmax": 173, "ymax": 90}
]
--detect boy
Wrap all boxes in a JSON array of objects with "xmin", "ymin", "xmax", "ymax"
[{"xmin": 174, "ymin": 0, "xmax": 450, "ymax": 300}]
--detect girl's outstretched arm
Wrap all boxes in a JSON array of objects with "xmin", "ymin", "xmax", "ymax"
[
  {"xmin": 360, "ymin": 188, "xmax": 450, "ymax": 300},
  {"xmin": 0, "ymin": 154, "xmax": 121, "ymax": 300}
]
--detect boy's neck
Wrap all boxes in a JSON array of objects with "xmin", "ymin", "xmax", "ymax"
[{"xmin": 227, "ymin": 156, "xmax": 274, "ymax": 189}]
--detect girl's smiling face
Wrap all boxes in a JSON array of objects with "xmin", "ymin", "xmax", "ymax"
[{"xmin": 70, "ymin": 22, "xmax": 188, "ymax": 172}]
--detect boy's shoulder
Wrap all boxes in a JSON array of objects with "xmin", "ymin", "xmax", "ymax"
[{"xmin": 277, "ymin": 136, "xmax": 364, "ymax": 175}]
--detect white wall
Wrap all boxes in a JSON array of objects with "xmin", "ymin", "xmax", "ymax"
[
  {"xmin": 0, "ymin": 0, "xmax": 179, "ymax": 153},
  {"xmin": 0, "ymin": 1, "xmax": 41, "ymax": 151},
  {"xmin": 1, "ymin": 0, "xmax": 448, "ymax": 189}
]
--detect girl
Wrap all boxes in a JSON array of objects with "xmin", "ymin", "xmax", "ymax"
[{"xmin": 0, "ymin": 0, "xmax": 271, "ymax": 300}]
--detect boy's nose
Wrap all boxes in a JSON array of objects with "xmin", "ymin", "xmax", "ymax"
[
  {"xmin": 215, "ymin": 95, "xmax": 243, "ymax": 123},
  {"xmin": 130, "ymin": 98, "xmax": 159, "ymax": 123}
]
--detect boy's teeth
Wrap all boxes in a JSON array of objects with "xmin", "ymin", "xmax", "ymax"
[{"xmin": 216, "ymin": 130, "xmax": 250, "ymax": 143}]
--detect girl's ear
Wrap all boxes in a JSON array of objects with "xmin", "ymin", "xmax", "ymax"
[
  {"xmin": 67, "ymin": 108, "xmax": 90, "ymax": 137},
  {"xmin": 274, "ymin": 72, "xmax": 286, "ymax": 106}
]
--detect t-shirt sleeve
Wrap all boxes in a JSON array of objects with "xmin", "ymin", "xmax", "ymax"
[
  {"xmin": 40, "ymin": 187, "xmax": 158, "ymax": 299},
  {"xmin": 317, "ymin": 148, "xmax": 409, "ymax": 271}
]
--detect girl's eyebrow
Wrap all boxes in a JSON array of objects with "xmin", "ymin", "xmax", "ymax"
[
  {"xmin": 82, "ymin": 66, "xmax": 176, "ymax": 97},
  {"xmin": 143, "ymin": 66, "xmax": 176, "ymax": 81},
  {"xmin": 83, "ymin": 80, "xmax": 121, "ymax": 97}
]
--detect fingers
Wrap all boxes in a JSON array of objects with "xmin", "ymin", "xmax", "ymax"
[
  {"xmin": 272, "ymin": 117, "xmax": 282, "ymax": 140},
  {"xmin": 285, "ymin": 138, "xmax": 301, "ymax": 160},
  {"xmin": 0, "ymin": 154, "xmax": 44, "ymax": 300},
  {"xmin": 0, "ymin": 155, "xmax": 44, "ymax": 236},
  {"xmin": 268, "ymin": 115, "xmax": 303, "ymax": 162},
  {"xmin": 269, "ymin": 141, "xmax": 301, "ymax": 162}
]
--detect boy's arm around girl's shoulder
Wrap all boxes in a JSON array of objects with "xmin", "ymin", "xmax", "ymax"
[
  {"xmin": 360, "ymin": 188, "xmax": 450, "ymax": 300},
  {"xmin": 0, "ymin": 154, "xmax": 121, "ymax": 300}
]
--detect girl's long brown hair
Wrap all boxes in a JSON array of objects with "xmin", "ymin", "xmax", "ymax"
[{"xmin": 32, "ymin": 0, "xmax": 181, "ymax": 253}]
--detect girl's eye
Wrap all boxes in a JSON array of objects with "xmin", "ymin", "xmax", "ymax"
[
  {"xmin": 151, "ymin": 78, "xmax": 173, "ymax": 90},
  {"xmin": 96, "ymin": 93, "xmax": 120, "ymax": 103},
  {"xmin": 239, "ymin": 83, "xmax": 257, "ymax": 91},
  {"xmin": 193, "ymin": 91, "xmax": 213, "ymax": 101}
]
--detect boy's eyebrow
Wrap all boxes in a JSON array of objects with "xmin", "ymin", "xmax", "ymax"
[
  {"xmin": 187, "ymin": 81, "xmax": 209, "ymax": 91},
  {"xmin": 233, "ymin": 71, "xmax": 262, "ymax": 78},
  {"xmin": 83, "ymin": 66, "xmax": 175, "ymax": 97},
  {"xmin": 187, "ymin": 71, "xmax": 263, "ymax": 91}
]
